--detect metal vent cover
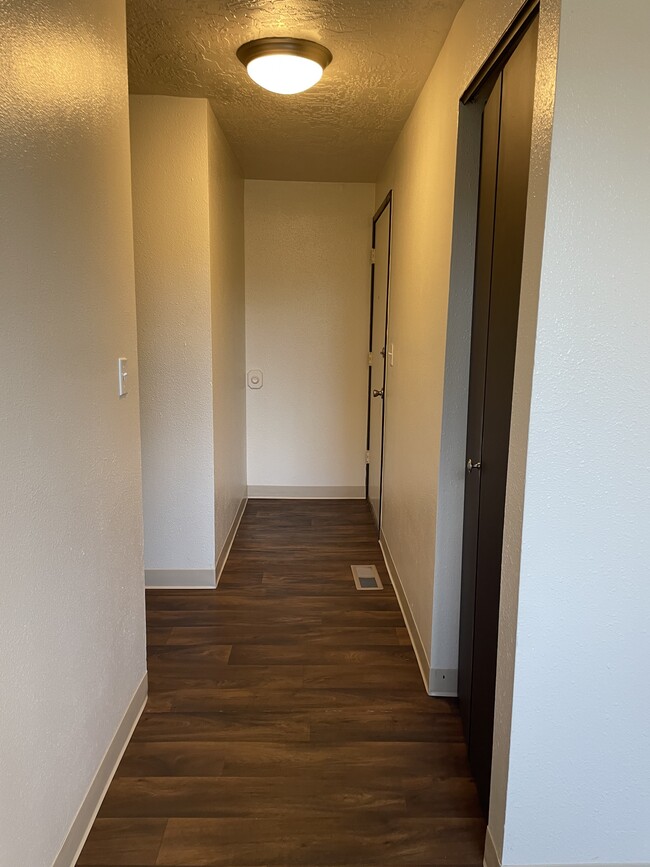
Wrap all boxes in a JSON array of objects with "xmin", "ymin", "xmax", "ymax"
[{"xmin": 351, "ymin": 564, "xmax": 383, "ymax": 591}]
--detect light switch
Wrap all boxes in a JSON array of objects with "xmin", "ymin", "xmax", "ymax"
[
  {"xmin": 388, "ymin": 343, "xmax": 395, "ymax": 367},
  {"xmin": 247, "ymin": 369, "xmax": 263, "ymax": 389},
  {"xmin": 118, "ymin": 357, "xmax": 128, "ymax": 397}
]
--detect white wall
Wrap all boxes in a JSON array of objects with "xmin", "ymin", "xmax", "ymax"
[
  {"xmin": 492, "ymin": 1, "xmax": 650, "ymax": 863},
  {"xmin": 130, "ymin": 95, "xmax": 247, "ymax": 582},
  {"xmin": 130, "ymin": 96, "xmax": 216, "ymax": 577},
  {"xmin": 0, "ymin": 2, "xmax": 147, "ymax": 865},
  {"xmin": 245, "ymin": 180, "xmax": 375, "ymax": 497},
  {"xmin": 207, "ymin": 107, "xmax": 247, "ymax": 564},
  {"xmin": 374, "ymin": 0, "xmax": 557, "ymax": 689}
]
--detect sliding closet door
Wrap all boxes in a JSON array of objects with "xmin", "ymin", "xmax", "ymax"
[{"xmin": 458, "ymin": 15, "xmax": 539, "ymax": 814}]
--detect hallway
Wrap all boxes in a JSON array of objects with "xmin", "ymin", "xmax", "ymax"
[{"xmin": 78, "ymin": 500, "xmax": 484, "ymax": 865}]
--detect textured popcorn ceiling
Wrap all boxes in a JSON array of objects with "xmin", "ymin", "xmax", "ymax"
[{"xmin": 126, "ymin": 0, "xmax": 463, "ymax": 181}]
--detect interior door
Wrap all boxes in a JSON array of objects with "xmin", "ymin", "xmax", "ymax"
[
  {"xmin": 367, "ymin": 193, "xmax": 392, "ymax": 528},
  {"xmin": 458, "ymin": 15, "xmax": 538, "ymax": 815}
]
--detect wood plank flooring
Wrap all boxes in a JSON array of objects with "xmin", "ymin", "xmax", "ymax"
[{"xmin": 78, "ymin": 499, "xmax": 485, "ymax": 866}]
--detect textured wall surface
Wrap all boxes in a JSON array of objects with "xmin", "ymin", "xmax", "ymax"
[
  {"xmin": 207, "ymin": 105, "xmax": 247, "ymax": 555},
  {"xmin": 489, "ymin": 0, "xmax": 560, "ymax": 855},
  {"xmin": 245, "ymin": 180, "xmax": 374, "ymax": 491},
  {"xmin": 0, "ymin": 2, "xmax": 147, "ymax": 865},
  {"xmin": 498, "ymin": 1, "xmax": 650, "ymax": 862},
  {"xmin": 130, "ymin": 95, "xmax": 216, "ymax": 572},
  {"xmin": 125, "ymin": 0, "xmax": 463, "ymax": 181},
  {"xmin": 374, "ymin": 0, "xmax": 539, "ymax": 682}
]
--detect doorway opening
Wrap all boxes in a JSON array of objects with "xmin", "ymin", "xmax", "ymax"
[{"xmin": 366, "ymin": 190, "xmax": 393, "ymax": 531}]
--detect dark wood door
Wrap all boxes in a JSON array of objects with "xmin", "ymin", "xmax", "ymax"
[
  {"xmin": 367, "ymin": 193, "xmax": 392, "ymax": 529},
  {"xmin": 458, "ymin": 15, "xmax": 539, "ymax": 815}
]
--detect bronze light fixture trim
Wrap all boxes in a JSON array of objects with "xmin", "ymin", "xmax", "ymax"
[{"xmin": 236, "ymin": 37, "xmax": 333, "ymax": 95}]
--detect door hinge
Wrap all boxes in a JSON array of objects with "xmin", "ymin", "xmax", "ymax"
[
  {"xmin": 368, "ymin": 351, "xmax": 372, "ymax": 366},
  {"xmin": 366, "ymin": 450, "xmax": 371, "ymax": 464},
  {"xmin": 370, "ymin": 248, "xmax": 376, "ymax": 264}
]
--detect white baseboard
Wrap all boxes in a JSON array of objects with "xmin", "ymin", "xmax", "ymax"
[
  {"xmin": 481, "ymin": 828, "xmax": 647, "ymax": 867},
  {"xmin": 216, "ymin": 496, "xmax": 247, "ymax": 585},
  {"xmin": 53, "ymin": 673, "xmax": 148, "ymax": 867},
  {"xmin": 144, "ymin": 498, "xmax": 247, "ymax": 590},
  {"xmin": 247, "ymin": 485, "xmax": 366, "ymax": 499},
  {"xmin": 379, "ymin": 531, "xmax": 458, "ymax": 698},
  {"xmin": 429, "ymin": 667, "xmax": 458, "ymax": 697},
  {"xmin": 484, "ymin": 827, "xmax": 501, "ymax": 867},
  {"xmin": 379, "ymin": 531, "xmax": 431, "ymax": 695},
  {"xmin": 144, "ymin": 568, "xmax": 216, "ymax": 589}
]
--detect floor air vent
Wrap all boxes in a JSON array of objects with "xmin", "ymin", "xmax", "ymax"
[{"xmin": 351, "ymin": 564, "xmax": 383, "ymax": 591}]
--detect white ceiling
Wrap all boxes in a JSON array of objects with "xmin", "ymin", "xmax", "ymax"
[{"xmin": 126, "ymin": 0, "xmax": 463, "ymax": 182}]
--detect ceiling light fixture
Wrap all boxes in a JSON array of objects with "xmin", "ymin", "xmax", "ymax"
[{"xmin": 236, "ymin": 37, "xmax": 333, "ymax": 95}]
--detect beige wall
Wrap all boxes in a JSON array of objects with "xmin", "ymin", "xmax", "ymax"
[
  {"xmin": 207, "ymin": 106, "xmax": 247, "ymax": 562},
  {"xmin": 130, "ymin": 96, "xmax": 216, "ymax": 578},
  {"xmin": 493, "ymin": 1, "xmax": 650, "ymax": 862},
  {"xmin": 245, "ymin": 180, "xmax": 375, "ymax": 496},
  {"xmin": 130, "ymin": 96, "xmax": 247, "ymax": 583},
  {"xmin": 376, "ymin": 0, "xmax": 649, "ymax": 862},
  {"xmin": 0, "ymin": 2, "xmax": 147, "ymax": 864},
  {"xmin": 375, "ymin": 0, "xmax": 556, "ymax": 692}
]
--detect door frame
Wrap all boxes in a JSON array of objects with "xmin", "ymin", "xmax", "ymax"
[
  {"xmin": 365, "ymin": 190, "xmax": 393, "ymax": 531},
  {"xmin": 423, "ymin": 0, "xmax": 557, "ymax": 855},
  {"xmin": 461, "ymin": 0, "xmax": 539, "ymax": 104}
]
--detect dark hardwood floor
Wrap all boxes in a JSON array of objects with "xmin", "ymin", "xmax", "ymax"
[{"xmin": 78, "ymin": 499, "xmax": 485, "ymax": 866}]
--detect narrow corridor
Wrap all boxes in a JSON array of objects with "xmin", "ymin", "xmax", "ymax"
[{"xmin": 79, "ymin": 500, "xmax": 484, "ymax": 865}]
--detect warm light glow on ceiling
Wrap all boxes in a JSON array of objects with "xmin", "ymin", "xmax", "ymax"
[{"xmin": 237, "ymin": 38, "xmax": 332, "ymax": 95}]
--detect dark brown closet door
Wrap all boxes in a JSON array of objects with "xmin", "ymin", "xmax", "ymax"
[{"xmin": 458, "ymin": 15, "xmax": 539, "ymax": 815}]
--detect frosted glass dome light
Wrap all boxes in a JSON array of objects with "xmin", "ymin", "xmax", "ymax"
[
  {"xmin": 237, "ymin": 38, "xmax": 333, "ymax": 96},
  {"xmin": 246, "ymin": 54, "xmax": 323, "ymax": 95}
]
